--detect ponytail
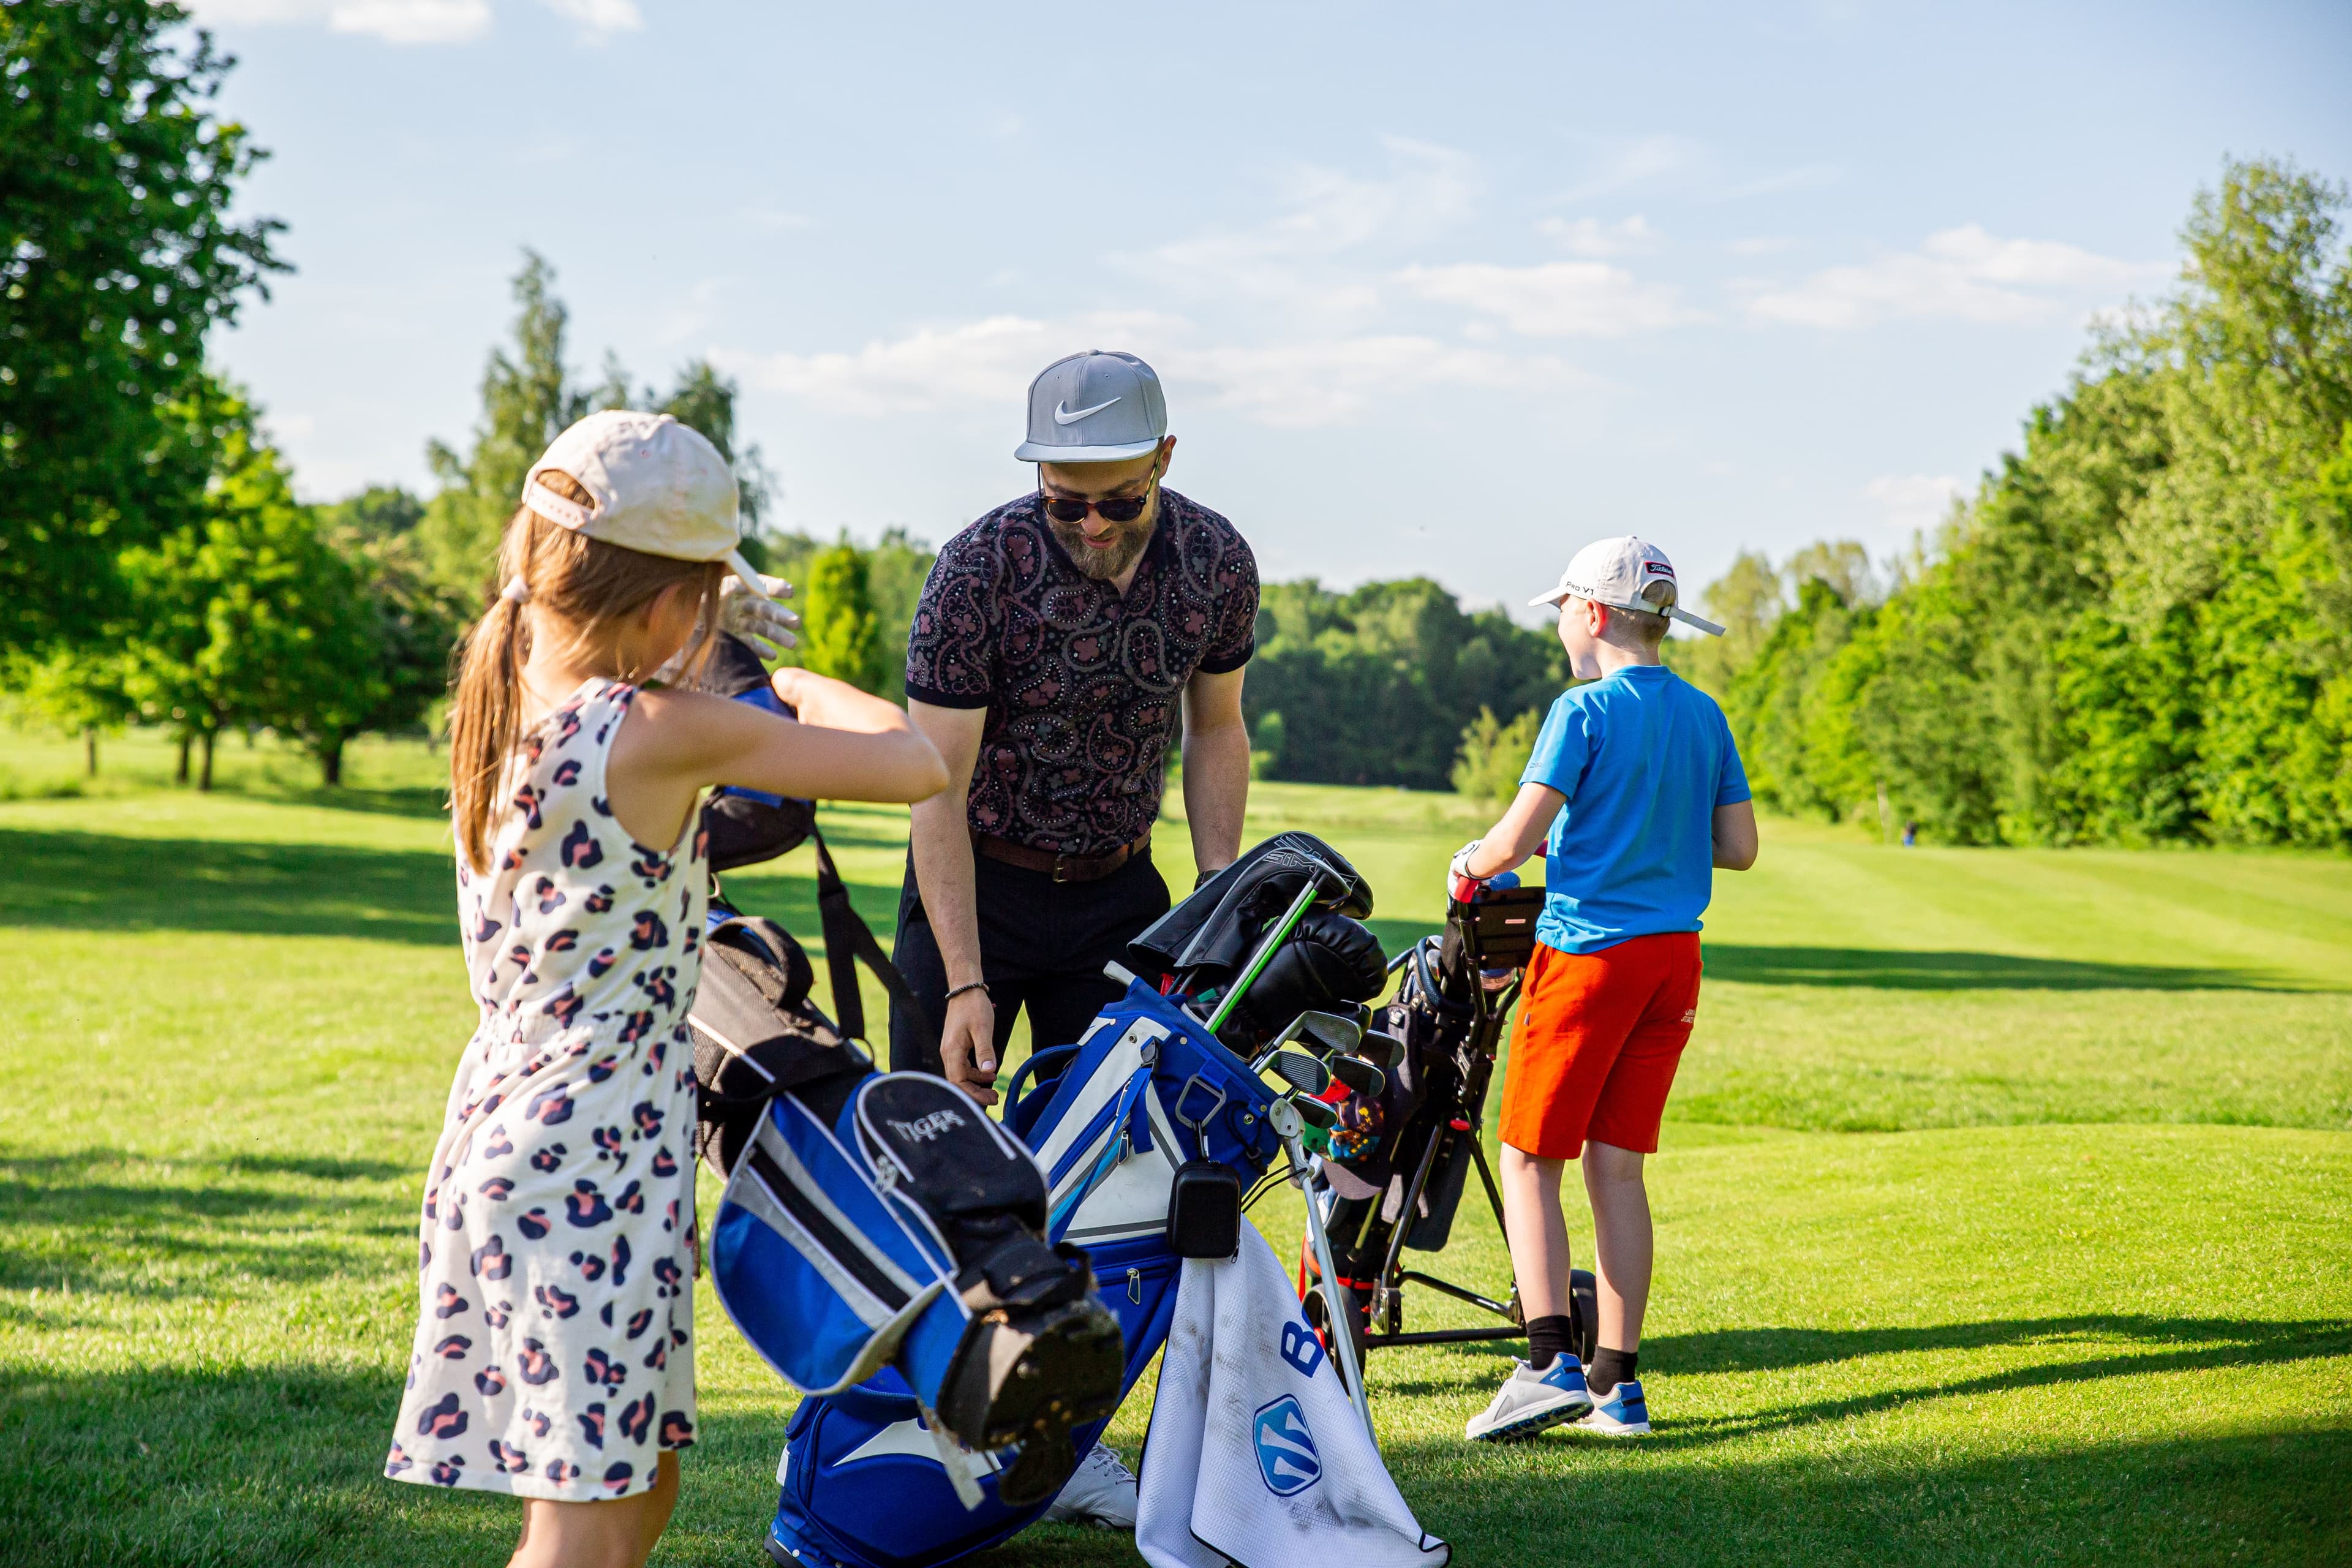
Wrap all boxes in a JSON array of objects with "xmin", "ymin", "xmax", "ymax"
[
  {"xmin": 450, "ymin": 508, "xmax": 543, "ymax": 873},
  {"xmin": 445, "ymin": 470, "xmax": 725, "ymax": 872}
]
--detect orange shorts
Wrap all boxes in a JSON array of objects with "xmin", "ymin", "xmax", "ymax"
[{"xmin": 1498, "ymin": 932, "xmax": 1702, "ymax": 1159}]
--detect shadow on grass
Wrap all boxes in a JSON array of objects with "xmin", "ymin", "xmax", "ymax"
[
  {"xmin": 1387, "ymin": 1314, "xmax": 2352, "ymax": 1450},
  {"xmin": 0, "ymin": 1148, "xmax": 412, "ymax": 1296},
  {"xmin": 1702, "ymin": 943, "xmax": 2313, "ymax": 992},
  {"xmin": 0, "ymin": 827, "xmax": 907, "ymax": 953},
  {"xmin": 2, "ymin": 1360, "xmax": 2344, "ymax": 1567}
]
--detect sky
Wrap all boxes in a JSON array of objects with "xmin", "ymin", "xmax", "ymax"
[{"xmin": 189, "ymin": 0, "xmax": 2352, "ymax": 619}]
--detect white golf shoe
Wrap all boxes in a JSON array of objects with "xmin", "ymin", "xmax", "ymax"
[
  {"xmin": 1576, "ymin": 1378, "xmax": 1653, "ymax": 1436},
  {"xmin": 1044, "ymin": 1440, "xmax": 1138, "ymax": 1529},
  {"xmin": 1464, "ymin": 1355, "xmax": 1594, "ymax": 1442}
]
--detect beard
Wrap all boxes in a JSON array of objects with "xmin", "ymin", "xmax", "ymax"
[{"xmin": 1048, "ymin": 511, "xmax": 1156, "ymax": 582}]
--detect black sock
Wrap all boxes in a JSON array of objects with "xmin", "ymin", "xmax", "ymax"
[
  {"xmin": 1525, "ymin": 1314, "xmax": 1574, "ymax": 1371},
  {"xmin": 1587, "ymin": 1347, "xmax": 1638, "ymax": 1392}
]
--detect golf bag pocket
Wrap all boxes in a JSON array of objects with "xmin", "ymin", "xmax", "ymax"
[
  {"xmin": 710, "ymin": 1091, "xmax": 959, "ymax": 1400},
  {"xmin": 1166, "ymin": 1161, "xmax": 1242, "ymax": 1259},
  {"xmin": 690, "ymin": 914, "xmax": 873, "ymax": 1178}
]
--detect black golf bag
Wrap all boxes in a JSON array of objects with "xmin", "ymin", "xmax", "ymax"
[{"xmin": 1300, "ymin": 878, "xmax": 1596, "ymax": 1371}]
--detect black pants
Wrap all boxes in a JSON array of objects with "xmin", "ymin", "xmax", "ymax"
[{"xmin": 889, "ymin": 849, "xmax": 1172, "ymax": 1076}]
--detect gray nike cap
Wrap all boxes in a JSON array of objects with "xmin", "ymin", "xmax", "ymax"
[{"xmin": 1014, "ymin": 350, "xmax": 1168, "ymax": 464}]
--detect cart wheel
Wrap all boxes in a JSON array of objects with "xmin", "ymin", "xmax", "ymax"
[
  {"xmin": 1568, "ymin": 1268, "xmax": 1599, "ymax": 1366},
  {"xmin": 1301, "ymin": 1284, "xmax": 1368, "ymax": 1392}
]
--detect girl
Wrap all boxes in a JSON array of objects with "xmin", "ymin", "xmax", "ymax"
[{"xmin": 386, "ymin": 411, "xmax": 946, "ymax": 1568}]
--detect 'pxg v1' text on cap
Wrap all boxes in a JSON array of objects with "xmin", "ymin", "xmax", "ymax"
[
  {"xmin": 1014, "ymin": 350, "xmax": 1167, "ymax": 464},
  {"xmin": 1531, "ymin": 535, "xmax": 1727, "ymax": 636},
  {"xmin": 522, "ymin": 410, "xmax": 769, "ymax": 599}
]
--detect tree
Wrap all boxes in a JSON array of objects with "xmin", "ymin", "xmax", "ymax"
[
  {"xmin": 1695, "ymin": 159, "xmax": 2352, "ymax": 848},
  {"xmin": 1452, "ymin": 706, "xmax": 1544, "ymax": 805},
  {"xmin": 0, "ymin": 1, "xmax": 285, "ymax": 652},
  {"xmin": 118, "ymin": 378, "xmax": 380, "ymax": 790},
  {"xmin": 800, "ymin": 541, "xmax": 886, "ymax": 693},
  {"xmin": 2, "ymin": 644, "xmax": 133, "ymax": 775},
  {"xmin": 418, "ymin": 251, "xmax": 586, "ymax": 597},
  {"xmin": 1244, "ymin": 577, "xmax": 1567, "ymax": 790},
  {"xmin": 419, "ymin": 255, "xmax": 776, "ymax": 601}
]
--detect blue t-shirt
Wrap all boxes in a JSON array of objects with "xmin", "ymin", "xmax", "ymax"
[{"xmin": 1518, "ymin": 665, "xmax": 1750, "ymax": 954}]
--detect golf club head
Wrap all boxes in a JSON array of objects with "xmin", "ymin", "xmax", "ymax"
[
  {"xmin": 1329, "ymin": 1055, "xmax": 1385, "ymax": 1098},
  {"xmin": 1357, "ymin": 1028, "xmax": 1404, "ymax": 1069},
  {"xmin": 1288, "ymin": 1094, "xmax": 1339, "ymax": 1133},
  {"xmin": 1267, "ymin": 1047, "xmax": 1331, "ymax": 1097},
  {"xmin": 1292, "ymin": 1009, "xmax": 1364, "ymax": 1057}
]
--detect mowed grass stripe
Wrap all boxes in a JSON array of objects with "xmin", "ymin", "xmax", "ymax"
[{"xmin": 0, "ymin": 737, "xmax": 2346, "ymax": 1564}]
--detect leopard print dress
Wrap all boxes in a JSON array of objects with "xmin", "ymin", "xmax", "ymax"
[{"xmin": 387, "ymin": 678, "xmax": 707, "ymax": 1502}]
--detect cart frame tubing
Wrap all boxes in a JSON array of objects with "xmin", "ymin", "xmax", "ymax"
[{"xmin": 1360, "ymin": 903, "xmax": 1526, "ymax": 1352}]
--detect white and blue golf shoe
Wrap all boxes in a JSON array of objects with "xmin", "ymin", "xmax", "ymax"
[
  {"xmin": 1577, "ymin": 1378, "xmax": 1652, "ymax": 1436},
  {"xmin": 1463, "ymin": 1355, "xmax": 1595, "ymax": 1442}
]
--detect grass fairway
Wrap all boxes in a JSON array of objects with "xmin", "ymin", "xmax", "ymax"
[{"xmin": 0, "ymin": 729, "xmax": 2346, "ymax": 1566}]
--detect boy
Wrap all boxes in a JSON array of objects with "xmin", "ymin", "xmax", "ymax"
[{"xmin": 1453, "ymin": 537, "xmax": 1757, "ymax": 1442}]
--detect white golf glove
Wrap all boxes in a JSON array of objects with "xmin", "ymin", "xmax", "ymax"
[
  {"xmin": 1447, "ymin": 840, "xmax": 1487, "ymax": 903},
  {"xmin": 721, "ymin": 573, "xmax": 800, "ymax": 657}
]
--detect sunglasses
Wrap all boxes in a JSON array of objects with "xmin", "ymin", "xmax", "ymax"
[{"xmin": 1039, "ymin": 467, "xmax": 1160, "ymax": 526}]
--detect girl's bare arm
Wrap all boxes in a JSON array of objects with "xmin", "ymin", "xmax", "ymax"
[{"xmin": 607, "ymin": 676, "xmax": 947, "ymax": 849}]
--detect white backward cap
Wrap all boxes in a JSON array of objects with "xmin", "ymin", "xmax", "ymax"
[
  {"xmin": 522, "ymin": 410, "xmax": 769, "ymax": 600},
  {"xmin": 1530, "ymin": 535, "xmax": 1726, "ymax": 636}
]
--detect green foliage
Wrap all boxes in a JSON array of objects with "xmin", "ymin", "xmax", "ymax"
[
  {"xmin": 417, "ymin": 253, "xmax": 769, "ymax": 601},
  {"xmin": 1245, "ymin": 578, "xmax": 1569, "ymax": 790},
  {"xmin": 1705, "ymin": 159, "xmax": 2352, "ymax": 849},
  {"xmin": 1450, "ymin": 705, "xmax": 1544, "ymax": 805},
  {"xmin": 0, "ymin": 0, "xmax": 286, "ymax": 652},
  {"xmin": 799, "ymin": 541, "xmax": 886, "ymax": 693}
]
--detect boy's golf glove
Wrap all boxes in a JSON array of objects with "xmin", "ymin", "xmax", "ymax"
[{"xmin": 1447, "ymin": 840, "xmax": 1487, "ymax": 904}]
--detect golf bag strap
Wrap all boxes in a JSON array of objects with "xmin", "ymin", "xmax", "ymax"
[{"xmin": 813, "ymin": 826, "xmax": 939, "ymax": 1057}]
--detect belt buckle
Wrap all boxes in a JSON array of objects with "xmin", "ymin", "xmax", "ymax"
[{"xmin": 1052, "ymin": 854, "xmax": 1073, "ymax": 884}]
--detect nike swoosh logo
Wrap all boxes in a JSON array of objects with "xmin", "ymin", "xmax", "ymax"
[{"xmin": 1053, "ymin": 396, "xmax": 1120, "ymax": 425}]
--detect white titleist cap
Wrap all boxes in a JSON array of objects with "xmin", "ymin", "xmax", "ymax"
[
  {"xmin": 1530, "ymin": 535, "xmax": 1725, "ymax": 636},
  {"xmin": 522, "ymin": 410, "xmax": 767, "ymax": 599}
]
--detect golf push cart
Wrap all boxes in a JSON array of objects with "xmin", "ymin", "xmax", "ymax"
[{"xmin": 1296, "ymin": 876, "xmax": 1599, "ymax": 1385}]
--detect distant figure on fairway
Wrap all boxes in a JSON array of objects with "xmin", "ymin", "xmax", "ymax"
[
  {"xmin": 1448, "ymin": 536, "xmax": 1757, "ymax": 1444},
  {"xmin": 385, "ymin": 411, "xmax": 943, "ymax": 1568},
  {"xmin": 1902, "ymin": 820, "xmax": 1918, "ymax": 848},
  {"xmin": 891, "ymin": 350, "xmax": 1259, "ymax": 1526}
]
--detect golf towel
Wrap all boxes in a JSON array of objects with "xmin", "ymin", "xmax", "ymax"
[{"xmin": 1137, "ymin": 1226, "xmax": 1449, "ymax": 1568}]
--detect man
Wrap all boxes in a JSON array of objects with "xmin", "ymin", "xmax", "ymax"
[{"xmin": 893, "ymin": 352, "xmax": 1257, "ymax": 1524}]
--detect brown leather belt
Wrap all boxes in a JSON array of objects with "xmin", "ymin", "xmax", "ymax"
[{"xmin": 973, "ymin": 829, "xmax": 1152, "ymax": 883}]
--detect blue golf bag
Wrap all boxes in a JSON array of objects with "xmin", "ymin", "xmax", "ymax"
[
  {"xmin": 765, "ymin": 834, "xmax": 1387, "ymax": 1568},
  {"xmin": 688, "ymin": 637, "xmax": 1125, "ymax": 1511}
]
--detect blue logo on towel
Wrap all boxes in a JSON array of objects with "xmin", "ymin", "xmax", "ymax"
[{"xmin": 1252, "ymin": 1395, "xmax": 1321, "ymax": 1496}]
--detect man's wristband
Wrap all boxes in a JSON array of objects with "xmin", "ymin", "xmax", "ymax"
[{"xmin": 944, "ymin": 981, "xmax": 990, "ymax": 1004}]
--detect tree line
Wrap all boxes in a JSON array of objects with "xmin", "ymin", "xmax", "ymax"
[
  {"xmin": 1671, "ymin": 160, "xmax": 2352, "ymax": 849},
  {"xmin": 10, "ymin": 21, "xmax": 2339, "ymax": 840}
]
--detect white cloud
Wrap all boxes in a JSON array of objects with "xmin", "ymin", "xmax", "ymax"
[
  {"xmin": 1536, "ymin": 215, "xmax": 1657, "ymax": 257},
  {"xmin": 1717, "ymin": 163, "xmax": 1842, "ymax": 200},
  {"xmin": 1551, "ymin": 135, "xmax": 1703, "ymax": 202},
  {"xmin": 189, "ymin": 0, "xmax": 637, "ymax": 41},
  {"xmin": 1745, "ymin": 224, "xmax": 2166, "ymax": 329},
  {"xmin": 1119, "ymin": 137, "xmax": 1480, "ymax": 325},
  {"xmin": 1177, "ymin": 337, "xmax": 1585, "ymax": 428},
  {"xmin": 1398, "ymin": 260, "xmax": 1706, "ymax": 337},
  {"xmin": 722, "ymin": 315, "xmax": 1069, "ymax": 417},
  {"xmin": 719, "ymin": 312, "xmax": 1587, "ymax": 429},
  {"xmin": 1865, "ymin": 473, "xmax": 1965, "ymax": 537},
  {"xmin": 540, "ymin": 0, "xmax": 640, "ymax": 35},
  {"xmin": 190, "ymin": 0, "xmax": 491, "ymax": 42},
  {"xmin": 738, "ymin": 206, "xmax": 818, "ymax": 234}
]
